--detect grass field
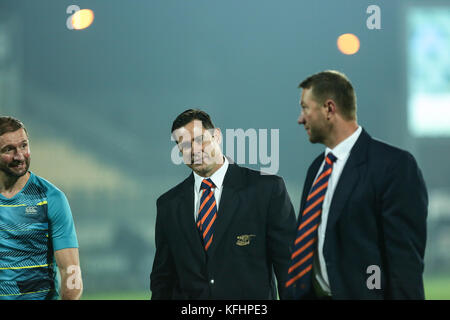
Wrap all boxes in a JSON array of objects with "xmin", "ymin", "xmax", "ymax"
[
  {"xmin": 82, "ymin": 291, "xmax": 150, "ymax": 300},
  {"xmin": 423, "ymin": 276, "xmax": 450, "ymax": 300},
  {"xmin": 81, "ymin": 276, "xmax": 450, "ymax": 300}
]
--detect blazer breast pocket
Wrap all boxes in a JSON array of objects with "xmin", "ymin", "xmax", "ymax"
[
  {"xmin": 231, "ymin": 217, "xmax": 264, "ymax": 258},
  {"xmin": 233, "ymin": 233, "xmax": 264, "ymax": 259},
  {"xmin": 235, "ymin": 234, "xmax": 256, "ymax": 247}
]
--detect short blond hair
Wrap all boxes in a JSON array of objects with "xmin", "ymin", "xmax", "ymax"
[{"xmin": 299, "ymin": 70, "xmax": 357, "ymax": 120}]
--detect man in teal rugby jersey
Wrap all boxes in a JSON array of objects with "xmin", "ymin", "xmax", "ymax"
[{"xmin": 0, "ymin": 116, "xmax": 82, "ymax": 300}]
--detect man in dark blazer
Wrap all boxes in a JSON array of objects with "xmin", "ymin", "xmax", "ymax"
[
  {"xmin": 150, "ymin": 109, "xmax": 297, "ymax": 299},
  {"xmin": 284, "ymin": 70, "xmax": 428, "ymax": 300}
]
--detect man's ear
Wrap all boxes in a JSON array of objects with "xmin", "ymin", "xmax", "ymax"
[
  {"xmin": 214, "ymin": 128, "xmax": 222, "ymax": 145},
  {"xmin": 324, "ymin": 99, "xmax": 337, "ymax": 119},
  {"xmin": 171, "ymin": 132, "xmax": 181, "ymax": 152}
]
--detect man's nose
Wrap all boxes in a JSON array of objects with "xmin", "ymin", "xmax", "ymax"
[
  {"xmin": 298, "ymin": 113, "xmax": 305, "ymax": 125},
  {"xmin": 13, "ymin": 150, "xmax": 26, "ymax": 160},
  {"xmin": 193, "ymin": 139, "xmax": 203, "ymax": 148},
  {"xmin": 191, "ymin": 141, "xmax": 204, "ymax": 155}
]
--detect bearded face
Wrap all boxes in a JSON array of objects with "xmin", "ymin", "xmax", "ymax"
[{"xmin": 0, "ymin": 129, "xmax": 31, "ymax": 179}]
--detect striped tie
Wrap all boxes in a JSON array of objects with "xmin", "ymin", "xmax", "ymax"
[
  {"xmin": 285, "ymin": 152, "xmax": 337, "ymax": 297},
  {"xmin": 197, "ymin": 178, "xmax": 217, "ymax": 251}
]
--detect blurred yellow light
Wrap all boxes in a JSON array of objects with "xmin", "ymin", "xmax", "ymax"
[
  {"xmin": 337, "ymin": 33, "xmax": 360, "ymax": 55},
  {"xmin": 72, "ymin": 9, "xmax": 94, "ymax": 30}
]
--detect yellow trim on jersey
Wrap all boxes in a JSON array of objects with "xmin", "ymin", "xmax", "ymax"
[
  {"xmin": 0, "ymin": 263, "xmax": 51, "ymax": 270},
  {"xmin": 0, "ymin": 288, "xmax": 52, "ymax": 297},
  {"xmin": 0, "ymin": 201, "xmax": 47, "ymax": 207},
  {"xmin": 0, "ymin": 204, "xmax": 26, "ymax": 207}
]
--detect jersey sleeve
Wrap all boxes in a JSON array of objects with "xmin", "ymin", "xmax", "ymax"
[{"xmin": 47, "ymin": 188, "xmax": 79, "ymax": 251}]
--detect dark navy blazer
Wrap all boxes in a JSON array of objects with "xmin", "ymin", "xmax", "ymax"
[
  {"xmin": 287, "ymin": 129, "xmax": 428, "ymax": 300},
  {"xmin": 150, "ymin": 161, "xmax": 297, "ymax": 299}
]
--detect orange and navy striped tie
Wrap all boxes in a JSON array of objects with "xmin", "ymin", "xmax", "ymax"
[
  {"xmin": 285, "ymin": 152, "xmax": 337, "ymax": 297},
  {"xmin": 197, "ymin": 178, "xmax": 217, "ymax": 251}
]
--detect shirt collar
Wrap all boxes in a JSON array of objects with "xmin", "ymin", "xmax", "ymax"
[
  {"xmin": 194, "ymin": 157, "xmax": 229, "ymax": 192},
  {"xmin": 325, "ymin": 126, "xmax": 362, "ymax": 161}
]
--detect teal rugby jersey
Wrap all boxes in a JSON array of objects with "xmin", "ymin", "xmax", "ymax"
[{"xmin": 0, "ymin": 172, "xmax": 78, "ymax": 300}]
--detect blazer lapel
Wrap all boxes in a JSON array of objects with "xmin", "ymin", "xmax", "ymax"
[
  {"xmin": 325, "ymin": 129, "xmax": 370, "ymax": 230},
  {"xmin": 178, "ymin": 174, "xmax": 207, "ymax": 262},
  {"xmin": 207, "ymin": 161, "xmax": 245, "ymax": 259}
]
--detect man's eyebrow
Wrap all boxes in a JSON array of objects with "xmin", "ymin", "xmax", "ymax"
[
  {"xmin": 0, "ymin": 144, "xmax": 13, "ymax": 151},
  {"xmin": 1, "ymin": 140, "xmax": 28, "ymax": 148},
  {"xmin": 178, "ymin": 134, "xmax": 203, "ymax": 143}
]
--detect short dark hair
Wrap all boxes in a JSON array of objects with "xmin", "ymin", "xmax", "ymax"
[
  {"xmin": 0, "ymin": 116, "xmax": 28, "ymax": 137},
  {"xmin": 171, "ymin": 109, "xmax": 215, "ymax": 133},
  {"xmin": 299, "ymin": 70, "xmax": 357, "ymax": 120}
]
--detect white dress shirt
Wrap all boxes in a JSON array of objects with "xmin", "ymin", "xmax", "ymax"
[
  {"xmin": 193, "ymin": 157, "xmax": 229, "ymax": 222},
  {"xmin": 312, "ymin": 126, "xmax": 362, "ymax": 295}
]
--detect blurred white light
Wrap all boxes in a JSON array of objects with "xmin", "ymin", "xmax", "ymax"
[{"xmin": 408, "ymin": 7, "xmax": 450, "ymax": 137}]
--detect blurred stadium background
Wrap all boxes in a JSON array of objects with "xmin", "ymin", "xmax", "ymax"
[{"xmin": 1, "ymin": 0, "xmax": 449, "ymax": 299}]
